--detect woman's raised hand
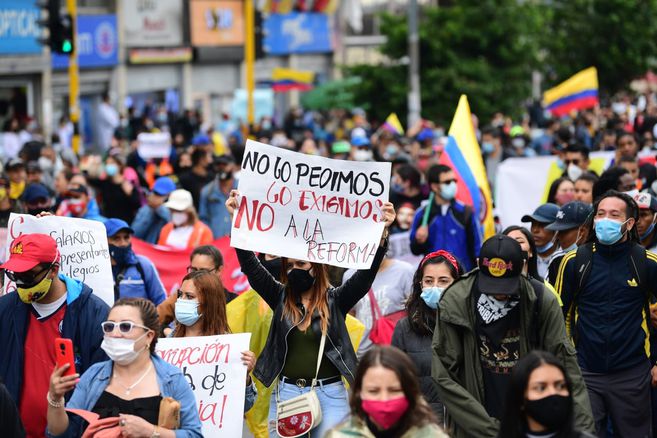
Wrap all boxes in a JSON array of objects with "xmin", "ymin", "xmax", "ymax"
[{"xmin": 225, "ymin": 190, "xmax": 240, "ymax": 218}]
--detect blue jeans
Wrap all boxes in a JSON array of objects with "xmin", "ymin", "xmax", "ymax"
[{"xmin": 268, "ymin": 378, "xmax": 350, "ymax": 438}]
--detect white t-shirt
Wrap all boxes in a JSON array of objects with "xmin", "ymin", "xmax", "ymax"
[
  {"xmin": 342, "ymin": 259, "xmax": 414, "ymax": 357},
  {"xmin": 166, "ymin": 225, "xmax": 194, "ymax": 249},
  {"xmin": 33, "ymin": 293, "xmax": 67, "ymax": 319}
]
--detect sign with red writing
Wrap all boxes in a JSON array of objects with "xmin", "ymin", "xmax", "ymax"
[
  {"xmin": 231, "ymin": 140, "xmax": 391, "ymax": 269},
  {"xmin": 156, "ymin": 333, "xmax": 251, "ymax": 437}
]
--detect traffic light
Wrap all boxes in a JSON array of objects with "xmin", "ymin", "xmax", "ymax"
[
  {"xmin": 37, "ymin": 0, "xmax": 75, "ymax": 55},
  {"xmin": 255, "ymin": 11, "xmax": 265, "ymax": 59}
]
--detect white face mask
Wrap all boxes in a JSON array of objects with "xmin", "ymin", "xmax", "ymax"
[
  {"xmin": 101, "ymin": 331, "xmax": 149, "ymax": 365},
  {"xmin": 353, "ymin": 149, "xmax": 373, "ymax": 161},
  {"xmin": 171, "ymin": 211, "xmax": 188, "ymax": 226},
  {"xmin": 567, "ymin": 163, "xmax": 583, "ymax": 181}
]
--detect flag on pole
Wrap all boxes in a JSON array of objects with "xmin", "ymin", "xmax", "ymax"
[
  {"xmin": 382, "ymin": 113, "xmax": 404, "ymax": 135},
  {"xmin": 271, "ymin": 67, "xmax": 314, "ymax": 92},
  {"xmin": 543, "ymin": 67, "xmax": 599, "ymax": 117},
  {"xmin": 447, "ymin": 95, "xmax": 495, "ymax": 238}
]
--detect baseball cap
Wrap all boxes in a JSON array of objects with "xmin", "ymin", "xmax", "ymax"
[
  {"xmin": 104, "ymin": 218, "xmax": 134, "ymax": 237},
  {"xmin": 546, "ymin": 201, "xmax": 593, "ymax": 231},
  {"xmin": 213, "ymin": 155, "xmax": 235, "ymax": 165},
  {"xmin": 152, "ymin": 177, "xmax": 176, "ymax": 197},
  {"xmin": 417, "ymin": 128, "xmax": 435, "ymax": 142},
  {"xmin": 65, "ymin": 185, "xmax": 89, "ymax": 197},
  {"xmin": 26, "ymin": 161, "xmax": 42, "ymax": 173},
  {"xmin": 477, "ymin": 234, "xmax": 524, "ymax": 295},
  {"xmin": 521, "ymin": 203, "xmax": 560, "ymax": 224},
  {"xmin": 332, "ymin": 141, "xmax": 351, "ymax": 154},
  {"xmin": 634, "ymin": 192, "xmax": 657, "ymax": 211},
  {"xmin": 351, "ymin": 136, "xmax": 370, "ymax": 147},
  {"xmin": 6, "ymin": 159, "xmax": 25, "ymax": 170},
  {"xmin": 164, "ymin": 189, "xmax": 193, "ymax": 211},
  {"xmin": 22, "ymin": 183, "xmax": 50, "ymax": 203},
  {"xmin": 0, "ymin": 234, "xmax": 59, "ymax": 273},
  {"xmin": 192, "ymin": 134, "xmax": 211, "ymax": 146}
]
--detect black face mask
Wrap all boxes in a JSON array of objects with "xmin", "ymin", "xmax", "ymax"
[
  {"xmin": 525, "ymin": 394, "xmax": 571, "ymax": 432},
  {"xmin": 261, "ymin": 257, "xmax": 282, "ymax": 280},
  {"xmin": 287, "ymin": 268, "xmax": 315, "ymax": 295}
]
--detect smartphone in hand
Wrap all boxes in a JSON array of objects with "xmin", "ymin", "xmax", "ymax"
[{"xmin": 55, "ymin": 338, "xmax": 76, "ymax": 377}]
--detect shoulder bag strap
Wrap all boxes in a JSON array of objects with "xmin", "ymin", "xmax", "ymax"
[
  {"xmin": 310, "ymin": 329, "xmax": 327, "ymax": 388},
  {"xmin": 367, "ymin": 288, "xmax": 382, "ymax": 320}
]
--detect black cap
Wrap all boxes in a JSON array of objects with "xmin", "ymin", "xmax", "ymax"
[
  {"xmin": 477, "ymin": 235, "xmax": 524, "ymax": 295},
  {"xmin": 521, "ymin": 203, "xmax": 560, "ymax": 224},
  {"xmin": 546, "ymin": 201, "xmax": 593, "ymax": 231}
]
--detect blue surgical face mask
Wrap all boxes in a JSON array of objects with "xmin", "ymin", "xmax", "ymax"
[
  {"xmin": 391, "ymin": 182, "xmax": 405, "ymax": 193},
  {"xmin": 440, "ymin": 181, "xmax": 457, "ymax": 201},
  {"xmin": 175, "ymin": 299, "xmax": 202, "ymax": 326},
  {"xmin": 640, "ymin": 222, "xmax": 656, "ymax": 241},
  {"xmin": 482, "ymin": 142, "xmax": 495, "ymax": 154},
  {"xmin": 109, "ymin": 244, "xmax": 134, "ymax": 267},
  {"xmin": 420, "ymin": 287, "xmax": 445, "ymax": 309},
  {"xmin": 595, "ymin": 218, "xmax": 628, "ymax": 245},
  {"xmin": 536, "ymin": 240, "xmax": 554, "ymax": 254},
  {"xmin": 105, "ymin": 163, "xmax": 119, "ymax": 177}
]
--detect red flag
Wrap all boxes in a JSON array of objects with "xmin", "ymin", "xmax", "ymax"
[{"xmin": 131, "ymin": 237, "xmax": 250, "ymax": 296}]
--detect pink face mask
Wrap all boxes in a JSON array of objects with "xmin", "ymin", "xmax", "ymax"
[
  {"xmin": 361, "ymin": 396, "xmax": 410, "ymax": 430},
  {"xmin": 555, "ymin": 192, "xmax": 575, "ymax": 205}
]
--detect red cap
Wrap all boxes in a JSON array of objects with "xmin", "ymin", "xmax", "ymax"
[{"xmin": 0, "ymin": 234, "xmax": 59, "ymax": 273}]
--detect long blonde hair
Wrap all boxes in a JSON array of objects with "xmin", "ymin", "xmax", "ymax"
[{"xmin": 279, "ymin": 260, "xmax": 330, "ymax": 332}]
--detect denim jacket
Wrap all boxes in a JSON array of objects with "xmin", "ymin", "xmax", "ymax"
[
  {"xmin": 48, "ymin": 355, "xmax": 203, "ymax": 438},
  {"xmin": 198, "ymin": 179, "xmax": 236, "ymax": 238}
]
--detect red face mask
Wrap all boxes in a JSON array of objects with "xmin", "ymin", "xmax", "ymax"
[
  {"xmin": 68, "ymin": 199, "xmax": 87, "ymax": 217},
  {"xmin": 361, "ymin": 396, "xmax": 409, "ymax": 430},
  {"xmin": 555, "ymin": 192, "xmax": 575, "ymax": 205}
]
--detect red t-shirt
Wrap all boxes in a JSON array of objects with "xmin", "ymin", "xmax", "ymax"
[{"xmin": 19, "ymin": 304, "xmax": 67, "ymax": 438}]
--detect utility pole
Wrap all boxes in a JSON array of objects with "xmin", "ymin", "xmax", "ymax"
[
  {"xmin": 66, "ymin": 0, "xmax": 80, "ymax": 154},
  {"xmin": 407, "ymin": 0, "xmax": 421, "ymax": 127},
  {"xmin": 245, "ymin": 0, "xmax": 255, "ymax": 128}
]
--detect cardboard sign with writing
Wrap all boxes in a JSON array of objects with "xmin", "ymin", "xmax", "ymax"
[
  {"xmin": 231, "ymin": 140, "xmax": 391, "ymax": 269},
  {"xmin": 3, "ymin": 214, "xmax": 113, "ymax": 306},
  {"xmin": 156, "ymin": 333, "xmax": 251, "ymax": 437},
  {"xmin": 137, "ymin": 132, "xmax": 172, "ymax": 160}
]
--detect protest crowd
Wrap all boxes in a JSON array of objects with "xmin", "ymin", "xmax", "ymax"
[{"xmin": 5, "ymin": 82, "xmax": 657, "ymax": 438}]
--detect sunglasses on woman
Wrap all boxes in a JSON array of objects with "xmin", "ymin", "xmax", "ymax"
[{"xmin": 101, "ymin": 321, "xmax": 150, "ymax": 334}]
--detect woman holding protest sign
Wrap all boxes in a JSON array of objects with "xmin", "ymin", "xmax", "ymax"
[
  {"xmin": 172, "ymin": 269, "xmax": 258, "ymax": 412},
  {"xmin": 326, "ymin": 345, "xmax": 446, "ymax": 438},
  {"xmin": 46, "ymin": 298, "xmax": 202, "ymax": 437},
  {"xmin": 225, "ymin": 189, "xmax": 395, "ymax": 438},
  {"xmin": 391, "ymin": 250, "xmax": 463, "ymax": 424}
]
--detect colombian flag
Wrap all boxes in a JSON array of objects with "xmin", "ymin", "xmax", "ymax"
[
  {"xmin": 543, "ymin": 67, "xmax": 599, "ymax": 117},
  {"xmin": 272, "ymin": 68, "xmax": 314, "ymax": 92},
  {"xmin": 382, "ymin": 113, "xmax": 404, "ymax": 135},
  {"xmin": 445, "ymin": 95, "xmax": 495, "ymax": 239}
]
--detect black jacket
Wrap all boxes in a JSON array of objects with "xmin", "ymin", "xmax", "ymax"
[
  {"xmin": 236, "ymin": 244, "xmax": 387, "ymax": 387},
  {"xmin": 391, "ymin": 317, "xmax": 444, "ymax": 420}
]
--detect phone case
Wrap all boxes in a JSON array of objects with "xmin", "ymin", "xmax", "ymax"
[{"xmin": 55, "ymin": 338, "xmax": 76, "ymax": 377}]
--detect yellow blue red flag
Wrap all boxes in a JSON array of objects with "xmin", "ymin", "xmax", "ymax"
[
  {"xmin": 543, "ymin": 67, "xmax": 599, "ymax": 117},
  {"xmin": 447, "ymin": 95, "xmax": 495, "ymax": 239}
]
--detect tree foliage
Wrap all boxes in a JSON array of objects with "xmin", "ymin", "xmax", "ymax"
[
  {"xmin": 543, "ymin": 0, "xmax": 657, "ymax": 93},
  {"xmin": 346, "ymin": 0, "xmax": 541, "ymax": 124}
]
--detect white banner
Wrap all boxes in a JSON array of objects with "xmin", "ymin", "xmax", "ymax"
[
  {"xmin": 231, "ymin": 140, "xmax": 391, "ymax": 269},
  {"xmin": 3, "ymin": 214, "xmax": 113, "ymax": 306},
  {"xmin": 137, "ymin": 132, "xmax": 172, "ymax": 160},
  {"xmin": 156, "ymin": 333, "xmax": 251, "ymax": 438},
  {"xmin": 387, "ymin": 231, "xmax": 423, "ymax": 267},
  {"xmin": 122, "ymin": 0, "xmax": 183, "ymax": 47},
  {"xmin": 495, "ymin": 152, "xmax": 613, "ymax": 229}
]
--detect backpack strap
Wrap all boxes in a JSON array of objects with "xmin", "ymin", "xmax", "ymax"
[{"xmin": 528, "ymin": 277, "xmax": 545, "ymax": 349}]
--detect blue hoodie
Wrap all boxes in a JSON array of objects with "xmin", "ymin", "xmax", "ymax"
[{"xmin": 0, "ymin": 274, "xmax": 109, "ymax": 404}]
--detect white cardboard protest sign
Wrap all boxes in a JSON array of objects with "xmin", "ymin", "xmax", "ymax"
[
  {"xmin": 387, "ymin": 231, "xmax": 423, "ymax": 267},
  {"xmin": 231, "ymin": 140, "xmax": 391, "ymax": 269},
  {"xmin": 3, "ymin": 214, "xmax": 114, "ymax": 306},
  {"xmin": 137, "ymin": 132, "xmax": 172, "ymax": 160},
  {"xmin": 156, "ymin": 333, "xmax": 252, "ymax": 438}
]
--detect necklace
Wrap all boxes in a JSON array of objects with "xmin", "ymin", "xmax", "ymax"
[{"xmin": 113, "ymin": 362, "xmax": 153, "ymax": 396}]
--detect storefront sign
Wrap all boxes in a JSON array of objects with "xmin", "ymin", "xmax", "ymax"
[
  {"xmin": 52, "ymin": 15, "xmax": 118, "ymax": 69},
  {"xmin": 264, "ymin": 13, "xmax": 332, "ymax": 55},
  {"xmin": 0, "ymin": 1, "xmax": 41, "ymax": 55},
  {"xmin": 190, "ymin": 0, "xmax": 244, "ymax": 46},
  {"xmin": 129, "ymin": 47, "xmax": 193, "ymax": 64},
  {"xmin": 123, "ymin": 0, "xmax": 183, "ymax": 47}
]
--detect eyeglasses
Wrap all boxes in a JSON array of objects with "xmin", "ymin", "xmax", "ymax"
[
  {"xmin": 186, "ymin": 266, "xmax": 218, "ymax": 274},
  {"xmin": 564, "ymin": 159, "xmax": 580, "ymax": 166},
  {"xmin": 440, "ymin": 179, "xmax": 457, "ymax": 185},
  {"xmin": 6, "ymin": 265, "xmax": 53, "ymax": 286},
  {"xmin": 101, "ymin": 321, "xmax": 150, "ymax": 334}
]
